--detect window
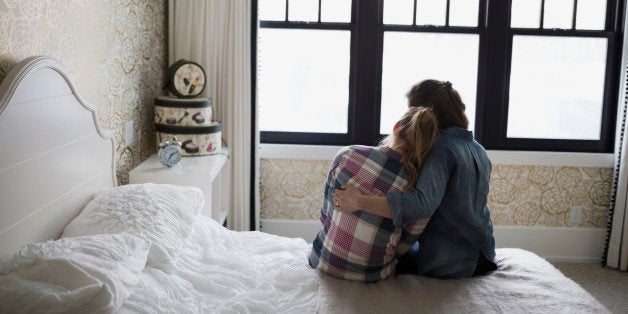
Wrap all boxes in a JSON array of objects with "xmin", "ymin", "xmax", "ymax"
[
  {"xmin": 481, "ymin": 0, "xmax": 623, "ymax": 151},
  {"xmin": 253, "ymin": 0, "xmax": 625, "ymax": 152}
]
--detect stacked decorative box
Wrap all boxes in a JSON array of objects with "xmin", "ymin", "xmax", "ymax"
[{"xmin": 154, "ymin": 95, "xmax": 223, "ymax": 156}]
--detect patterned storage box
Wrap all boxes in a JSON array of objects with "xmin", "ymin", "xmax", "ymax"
[
  {"xmin": 156, "ymin": 121, "xmax": 222, "ymax": 156},
  {"xmin": 154, "ymin": 95, "xmax": 222, "ymax": 156},
  {"xmin": 154, "ymin": 95, "xmax": 213, "ymax": 126}
]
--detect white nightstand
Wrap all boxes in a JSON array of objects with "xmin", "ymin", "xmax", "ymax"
[{"xmin": 129, "ymin": 148, "xmax": 230, "ymax": 226}]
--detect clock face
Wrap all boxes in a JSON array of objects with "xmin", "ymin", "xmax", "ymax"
[
  {"xmin": 158, "ymin": 144, "xmax": 182, "ymax": 167},
  {"xmin": 172, "ymin": 62, "xmax": 206, "ymax": 98}
]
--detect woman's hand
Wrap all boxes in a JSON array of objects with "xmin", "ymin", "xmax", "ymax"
[{"xmin": 333, "ymin": 185, "xmax": 363, "ymax": 213}]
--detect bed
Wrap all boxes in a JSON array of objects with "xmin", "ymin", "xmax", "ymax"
[{"xmin": 0, "ymin": 56, "xmax": 609, "ymax": 313}]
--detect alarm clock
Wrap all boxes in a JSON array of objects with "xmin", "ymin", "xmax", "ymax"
[
  {"xmin": 158, "ymin": 138, "xmax": 183, "ymax": 167},
  {"xmin": 163, "ymin": 59, "xmax": 206, "ymax": 98}
]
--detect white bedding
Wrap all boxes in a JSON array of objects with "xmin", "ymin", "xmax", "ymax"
[
  {"xmin": 0, "ymin": 185, "xmax": 607, "ymax": 314},
  {"xmin": 119, "ymin": 215, "xmax": 607, "ymax": 314},
  {"xmin": 0, "ymin": 213, "xmax": 608, "ymax": 313},
  {"xmin": 0, "ymin": 233, "xmax": 150, "ymax": 313},
  {"xmin": 120, "ymin": 216, "xmax": 319, "ymax": 313},
  {"xmin": 62, "ymin": 183, "xmax": 206, "ymax": 273},
  {"xmin": 315, "ymin": 248, "xmax": 609, "ymax": 313}
]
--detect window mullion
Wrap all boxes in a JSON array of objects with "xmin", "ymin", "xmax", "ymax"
[
  {"xmin": 540, "ymin": 0, "xmax": 545, "ymax": 29},
  {"xmin": 599, "ymin": 0, "xmax": 624, "ymax": 151},
  {"xmin": 413, "ymin": 0, "xmax": 417, "ymax": 25},
  {"xmin": 446, "ymin": 0, "xmax": 451, "ymax": 26},
  {"xmin": 474, "ymin": 0, "xmax": 489, "ymax": 142},
  {"xmin": 478, "ymin": 0, "xmax": 510, "ymax": 149},
  {"xmin": 351, "ymin": 0, "xmax": 383, "ymax": 145},
  {"xmin": 285, "ymin": 0, "xmax": 289, "ymax": 21},
  {"xmin": 572, "ymin": 0, "xmax": 578, "ymax": 30},
  {"xmin": 318, "ymin": 0, "xmax": 322, "ymax": 22}
]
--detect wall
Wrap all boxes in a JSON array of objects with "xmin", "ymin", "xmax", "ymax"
[
  {"xmin": 260, "ymin": 152, "xmax": 613, "ymax": 260},
  {"xmin": 0, "ymin": 0, "xmax": 167, "ymax": 184},
  {"xmin": 260, "ymin": 159, "xmax": 612, "ymax": 228}
]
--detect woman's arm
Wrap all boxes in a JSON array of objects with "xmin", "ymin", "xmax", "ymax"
[
  {"xmin": 335, "ymin": 144, "xmax": 452, "ymax": 226},
  {"xmin": 333, "ymin": 185, "xmax": 392, "ymax": 218}
]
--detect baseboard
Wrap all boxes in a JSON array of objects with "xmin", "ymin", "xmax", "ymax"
[
  {"xmin": 260, "ymin": 219, "xmax": 606, "ymax": 263},
  {"xmin": 493, "ymin": 225, "xmax": 607, "ymax": 262},
  {"xmin": 261, "ymin": 219, "xmax": 321, "ymax": 242}
]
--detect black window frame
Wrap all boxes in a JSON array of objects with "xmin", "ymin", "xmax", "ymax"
[{"xmin": 253, "ymin": 0, "xmax": 626, "ymax": 153}]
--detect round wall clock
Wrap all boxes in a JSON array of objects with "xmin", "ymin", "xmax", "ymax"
[{"xmin": 165, "ymin": 59, "xmax": 206, "ymax": 98}]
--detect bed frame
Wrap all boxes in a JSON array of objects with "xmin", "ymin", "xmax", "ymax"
[{"xmin": 0, "ymin": 56, "xmax": 116, "ymax": 257}]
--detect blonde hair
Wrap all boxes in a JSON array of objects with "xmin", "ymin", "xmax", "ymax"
[{"xmin": 381, "ymin": 107, "xmax": 439, "ymax": 191}]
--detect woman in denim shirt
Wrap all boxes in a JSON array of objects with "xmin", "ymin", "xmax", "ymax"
[{"xmin": 334, "ymin": 79, "xmax": 497, "ymax": 279}]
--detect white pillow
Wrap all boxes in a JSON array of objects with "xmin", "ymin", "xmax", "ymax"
[
  {"xmin": 62, "ymin": 183, "xmax": 204, "ymax": 272},
  {"xmin": 0, "ymin": 233, "xmax": 149, "ymax": 314}
]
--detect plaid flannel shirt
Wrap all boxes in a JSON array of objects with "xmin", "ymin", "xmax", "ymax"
[{"xmin": 309, "ymin": 145, "xmax": 429, "ymax": 282}]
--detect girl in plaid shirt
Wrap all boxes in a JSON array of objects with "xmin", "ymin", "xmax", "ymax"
[
  {"xmin": 308, "ymin": 106, "xmax": 440, "ymax": 282},
  {"xmin": 334, "ymin": 80, "xmax": 497, "ymax": 279}
]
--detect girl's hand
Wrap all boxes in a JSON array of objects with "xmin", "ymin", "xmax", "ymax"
[{"xmin": 333, "ymin": 185, "xmax": 363, "ymax": 213}]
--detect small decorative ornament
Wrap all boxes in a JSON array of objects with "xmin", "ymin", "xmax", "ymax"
[
  {"xmin": 163, "ymin": 59, "xmax": 206, "ymax": 98},
  {"xmin": 158, "ymin": 138, "xmax": 183, "ymax": 167}
]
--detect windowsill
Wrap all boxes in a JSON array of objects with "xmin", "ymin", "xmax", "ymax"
[{"xmin": 259, "ymin": 143, "xmax": 615, "ymax": 168}]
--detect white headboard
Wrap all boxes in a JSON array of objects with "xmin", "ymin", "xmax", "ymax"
[{"xmin": 0, "ymin": 56, "xmax": 116, "ymax": 257}]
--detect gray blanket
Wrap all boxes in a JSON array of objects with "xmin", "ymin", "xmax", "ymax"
[{"xmin": 315, "ymin": 248, "xmax": 608, "ymax": 313}]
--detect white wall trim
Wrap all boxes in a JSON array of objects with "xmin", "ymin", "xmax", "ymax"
[
  {"xmin": 486, "ymin": 150, "xmax": 613, "ymax": 168},
  {"xmin": 259, "ymin": 144, "xmax": 342, "ymax": 160},
  {"xmin": 259, "ymin": 144, "xmax": 614, "ymax": 168},
  {"xmin": 261, "ymin": 219, "xmax": 321, "ymax": 241},
  {"xmin": 260, "ymin": 219, "xmax": 606, "ymax": 263}
]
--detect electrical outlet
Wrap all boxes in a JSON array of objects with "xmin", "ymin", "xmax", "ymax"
[
  {"xmin": 569, "ymin": 206, "xmax": 583, "ymax": 224},
  {"xmin": 125, "ymin": 120, "xmax": 135, "ymax": 146}
]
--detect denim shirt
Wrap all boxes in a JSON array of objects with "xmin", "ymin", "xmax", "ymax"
[{"xmin": 386, "ymin": 127, "xmax": 496, "ymax": 279}]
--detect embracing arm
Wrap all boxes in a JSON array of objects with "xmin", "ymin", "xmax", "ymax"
[
  {"xmin": 334, "ymin": 185, "xmax": 392, "ymax": 218},
  {"xmin": 334, "ymin": 145, "xmax": 452, "ymax": 227}
]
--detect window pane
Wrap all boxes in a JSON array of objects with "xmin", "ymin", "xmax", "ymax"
[
  {"xmin": 321, "ymin": 0, "xmax": 351, "ymax": 23},
  {"xmin": 511, "ymin": 0, "xmax": 542, "ymax": 28},
  {"xmin": 258, "ymin": 29, "xmax": 350, "ymax": 133},
  {"xmin": 259, "ymin": 0, "xmax": 286, "ymax": 21},
  {"xmin": 449, "ymin": 0, "xmax": 479, "ymax": 27},
  {"xmin": 384, "ymin": 0, "xmax": 414, "ymax": 25},
  {"xmin": 416, "ymin": 0, "xmax": 446, "ymax": 26},
  {"xmin": 288, "ymin": 0, "xmax": 318, "ymax": 22},
  {"xmin": 507, "ymin": 36, "xmax": 607, "ymax": 140},
  {"xmin": 544, "ymin": 0, "xmax": 574, "ymax": 29},
  {"xmin": 576, "ymin": 0, "xmax": 606, "ymax": 30},
  {"xmin": 380, "ymin": 32, "xmax": 479, "ymax": 134}
]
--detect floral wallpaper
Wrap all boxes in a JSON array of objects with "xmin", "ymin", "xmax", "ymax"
[
  {"xmin": 260, "ymin": 159, "xmax": 612, "ymax": 228},
  {"xmin": 0, "ymin": 0, "xmax": 167, "ymax": 184}
]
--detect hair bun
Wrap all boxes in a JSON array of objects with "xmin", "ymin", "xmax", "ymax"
[{"xmin": 443, "ymin": 81, "xmax": 452, "ymax": 88}]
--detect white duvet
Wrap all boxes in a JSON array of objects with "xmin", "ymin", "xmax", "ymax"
[
  {"xmin": 120, "ymin": 215, "xmax": 607, "ymax": 314},
  {"xmin": 1, "ymin": 212, "xmax": 607, "ymax": 314},
  {"xmin": 0, "ymin": 183, "xmax": 606, "ymax": 313},
  {"xmin": 119, "ymin": 216, "xmax": 319, "ymax": 313}
]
